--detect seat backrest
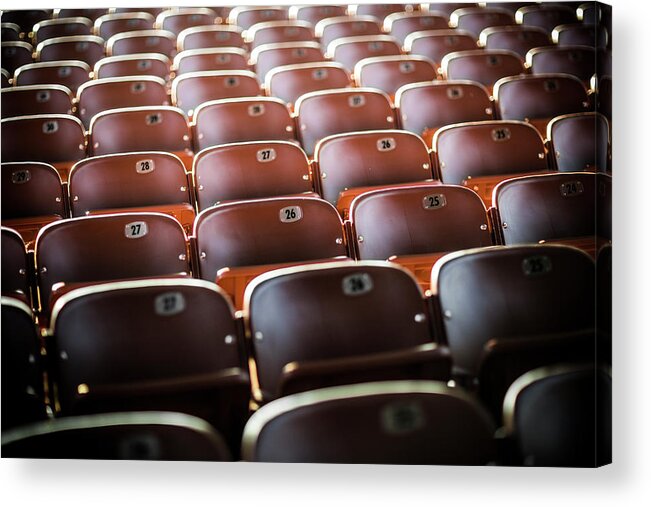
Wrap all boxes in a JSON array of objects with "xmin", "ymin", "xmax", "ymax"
[
  {"xmin": 315, "ymin": 16, "xmax": 383, "ymax": 49},
  {"xmin": 327, "ymin": 35, "xmax": 403, "ymax": 72},
  {"xmin": 548, "ymin": 112, "xmax": 609, "ymax": 172},
  {"xmin": 192, "ymin": 97, "xmax": 295, "ymax": 151},
  {"xmin": 35, "ymin": 212, "xmax": 189, "ymax": 309},
  {"xmin": 479, "ymin": 25, "xmax": 552, "ymax": 59},
  {"xmin": 68, "ymin": 152, "xmax": 191, "ymax": 216},
  {"xmin": 527, "ymin": 46, "xmax": 596, "ymax": 84},
  {"xmin": 94, "ymin": 12, "xmax": 155, "ymax": 40},
  {"xmin": 2, "ymin": 10, "xmax": 50, "ymax": 34},
  {"xmin": 14, "ymin": 60, "xmax": 91, "ymax": 93},
  {"xmin": 244, "ymin": 262, "xmax": 434, "ymax": 401},
  {"xmin": 352, "ymin": 3, "xmax": 408, "ymax": 21},
  {"xmin": 246, "ymin": 20, "xmax": 314, "ymax": 49},
  {"xmin": 441, "ymin": 49, "xmax": 525, "ymax": 89},
  {"xmin": 194, "ymin": 197, "xmax": 347, "ymax": 281},
  {"xmin": 36, "ymin": 35, "xmax": 105, "ymax": 67},
  {"xmin": 172, "ymin": 71, "xmax": 261, "ymax": 116},
  {"xmin": 228, "ymin": 6, "xmax": 289, "ymax": 30},
  {"xmin": 384, "ymin": 11, "xmax": 449, "ymax": 43},
  {"xmin": 450, "ymin": 7, "xmax": 516, "ymax": 38},
  {"xmin": 1, "ymin": 162, "xmax": 65, "ymax": 220},
  {"xmin": 515, "ymin": 4, "xmax": 577, "ymax": 33},
  {"xmin": 107, "ymin": 30, "xmax": 176, "ymax": 57},
  {"xmin": 295, "ymin": 88, "xmax": 396, "ymax": 156},
  {"xmin": 55, "ymin": 8, "xmax": 107, "ymax": 21},
  {"xmin": 434, "ymin": 120, "xmax": 547, "ymax": 184},
  {"xmin": 193, "ymin": 141, "xmax": 312, "ymax": 211},
  {"xmin": 251, "ymin": 41, "xmax": 324, "ymax": 81},
  {"xmin": 289, "ymin": 5, "xmax": 348, "ymax": 26},
  {"xmin": 315, "ymin": 129, "xmax": 433, "ymax": 204},
  {"xmin": 1, "ymin": 114, "xmax": 86, "ymax": 164},
  {"xmin": 176, "ymin": 25, "xmax": 245, "ymax": 52},
  {"xmin": 173, "ymin": 48, "xmax": 249, "ymax": 75},
  {"xmin": 1, "ymin": 41, "xmax": 34, "ymax": 74},
  {"xmin": 552, "ymin": 23, "xmax": 608, "ymax": 48},
  {"xmin": 493, "ymin": 172, "xmax": 596, "ymax": 245},
  {"xmin": 404, "ymin": 29, "xmax": 478, "ymax": 65},
  {"xmin": 354, "ymin": 55, "xmax": 438, "ymax": 96},
  {"xmin": 1, "ymin": 227, "xmax": 31, "ymax": 298},
  {"xmin": 155, "ymin": 8, "xmax": 218, "ymax": 36},
  {"xmin": 88, "ymin": 106, "xmax": 191, "ymax": 157},
  {"xmin": 93, "ymin": 53, "xmax": 170, "ymax": 80},
  {"xmin": 1, "ymin": 84, "xmax": 74, "ymax": 117},
  {"xmin": 33, "ymin": 17, "xmax": 93, "ymax": 45},
  {"xmin": 77, "ymin": 76, "xmax": 169, "ymax": 127},
  {"xmin": 241, "ymin": 380, "xmax": 495, "ymax": 464},
  {"xmin": 350, "ymin": 185, "xmax": 493, "ymax": 260},
  {"xmin": 431, "ymin": 245, "xmax": 596, "ymax": 376},
  {"xmin": 1, "ymin": 22, "xmax": 22, "ymax": 43}
]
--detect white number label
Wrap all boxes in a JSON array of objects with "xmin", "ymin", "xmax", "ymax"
[
  {"xmin": 312, "ymin": 68, "xmax": 328, "ymax": 80},
  {"xmin": 42, "ymin": 120, "xmax": 59, "ymax": 134},
  {"xmin": 75, "ymin": 42, "xmax": 89, "ymax": 52},
  {"xmin": 58, "ymin": 67, "xmax": 72, "ymax": 77},
  {"xmin": 145, "ymin": 113, "xmax": 162, "ymax": 125},
  {"xmin": 423, "ymin": 193, "xmax": 447, "ymax": 209},
  {"xmin": 248, "ymin": 103, "xmax": 265, "ymax": 116},
  {"xmin": 279, "ymin": 205, "xmax": 303, "ymax": 223},
  {"xmin": 154, "ymin": 291, "xmax": 186, "ymax": 316},
  {"xmin": 348, "ymin": 94, "xmax": 365, "ymax": 108},
  {"xmin": 36, "ymin": 90, "xmax": 50, "ymax": 103},
  {"xmin": 146, "ymin": 37, "xmax": 159, "ymax": 47},
  {"xmin": 491, "ymin": 127, "xmax": 511, "ymax": 142},
  {"xmin": 292, "ymin": 48, "xmax": 307, "ymax": 57},
  {"xmin": 522, "ymin": 255, "xmax": 552, "ymax": 276},
  {"xmin": 381, "ymin": 402, "xmax": 425, "ymax": 435},
  {"xmin": 376, "ymin": 137, "xmax": 395, "ymax": 152},
  {"xmin": 124, "ymin": 221, "xmax": 148, "ymax": 239},
  {"xmin": 131, "ymin": 82, "xmax": 146, "ymax": 94},
  {"xmin": 136, "ymin": 159, "xmax": 155, "ymax": 174},
  {"xmin": 342, "ymin": 273, "xmax": 374, "ymax": 296},
  {"xmin": 224, "ymin": 76, "xmax": 239, "ymax": 88},
  {"xmin": 216, "ymin": 32, "xmax": 230, "ymax": 41},
  {"xmin": 368, "ymin": 41, "xmax": 382, "ymax": 51},
  {"xmin": 256, "ymin": 148, "xmax": 276, "ymax": 162},
  {"xmin": 137, "ymin": 60, "xmax": 152, "ymax": 70},
  {"xmin": 216, "ymin": 54, "xmax": 231, "ymax": 63},
  {"xmin": 446, "ymin": 86, "xmax": 464, "ymax": 99},
  {"xmin": 11, "ymin": 169, "xmax": 31, "ymax": 184},
  {"xmin": 399, "ymin": 61, "xmax": 415, "ymax": 73}
]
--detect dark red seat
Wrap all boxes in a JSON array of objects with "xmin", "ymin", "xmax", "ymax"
[{"xmin": 1, "ymin": 227, "xmax": 32, "ymax": 301}]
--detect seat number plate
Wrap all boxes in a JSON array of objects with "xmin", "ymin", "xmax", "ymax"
[
  {"xmin": 125, "ymin": 221, "xmax": 148, "ymax": 239},
  {"xmin": 279, "ymin": 205, "xmax": 302, "ymax": 223},
  {"xmin": 342, "ymin": 273, "xmax": 373, "ymax": 296},
  {"xmin": 154, "ymin": 291, "xmax": 186, "ymax": 316},
  {"xmin": 422, "ymin": 193, "xmax": 447, "ymax": 209}
]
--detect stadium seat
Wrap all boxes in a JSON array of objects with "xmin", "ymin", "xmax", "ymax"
[
  {"xmin": 384, "ymin": 11, "xmax": 449, "ymax": 43},
  {"xmin": 503, "ymin": 364, "xmax": 611, "ymax": 466},
  {"xmin": 295, "ymin": 88, "xmax": 396, "ymax": 156},
  {"xmin": 251, "ymin": 41, "xmax": 325, "ymax": 81},
  {"xmin": 244, "ymin": 262, "xmax": 451, "ymax": 402},
  {"xmin": 94, "ymin": 12, "xmax": 155, "ymax": 40},
  {"xmin": 450, "ymin": 7, "xmax": 516, "ymax": 38},
  {"xmin": 1, "ymin": 227, "xmax": 32, "ymax": 301},
  {"xmin": 552, "ymin": 23, "xmax": 608, "ymax": 48},
  {"xmin": 327, "ymin": 35, "xmax": 402, "ymax": 73},
  {"xmin": 241, "ymin": 381, "xmax": 495, "ymax": 464},
  {"xmin": 176, "ymin": 25, "xmax": 246, "ymax": 52},
  {"xmin": 77, "ymin": 76, "xmax": 169, "ymax": 127},
  {"xmin": 478, "ymin": 25, "xmax": 552, "ymax": 59},
  {"xmin": 13, "ymin": 60, "xmax": 91, "ymax": 93},
  {"xmin": 93, "ymin": 53, "xmax": 171, "ymax": 80},
  {"xmin": 35, "ymin": 212, "xmax": 190, "ymax": 311},
  {"xmin": 32, "ymin": 17, "xmax": 93, "ymax": 45},
  {"xmin": 423, "ymin": 3, "xmax": 479, "ymax": 17},
  {"xmin": 36, "ymin": 35, "xmax": 105, "ymax": 67},
  {"xmin": 404, "ymin": 29, "xmax": 478, "ymax": 65},
  {"xmin": 1, "ymin": 162, "xmax": 66, "ymax": 248},
  {"xmin": 482, "ymin": 2, "xmax": 537, "ymax": 14},
  {"xmin": 597, "ymin": 75, "xmax": 611, "ymax": 121},
  {"xmin": 191, "ymin": 97, "xmax": 296, "ymax": 152},
  {"xmin": 1, "ymin": 84, "xmax": 74, "ymax": 117},
  {"xmin": 68, "ymin": 152, "xmax": 195, "ymax": 233},
  {"xmin": 1, "ymin": 41, "xmax": 33, "ymax": 74},
  {"xmin": 172, "ymin": 48, "xmax": 250, "ymax": 75},
  {"xmin": 351, "ymin": 3, "xmax": 411, "ymax": 21},
  {"xmin": 433, "ymin": 120, "xmax": 549, "ymax": 205},
  {"xmin": 193, "ymin": 141, "xmax": 314, "ymax": 211},
  {"xmin": 1, "ymin": 10, "xmax": 50, "ymax": 34},
  {"xmin": 288, "ymin": 5, "xmax": 348, "ymax": 26},
  {"xmin": 440, "ymin": 49, "xmax": 525, "ymax": 93},
  {"xmin": 395, "ymin": 81, "xmax": 494, "ymax": 145},
  {"xmin": 154, "ymin": 8, "xmax": 219, "ymax": 36},
  {"xmin": 515, "ymin": 4, "xmax": 577, "ymax": 33},
  {"xmin": 577, "ymin": 2, "xmax": 601, "ymax": 24},
  {"xmin": 111, "ymin": 8, "xmax": 164, "ymax": 17},
  {"xmin": 54, "ymin": 8, "xmax": 107, "ymax": 21},
  {"xmin": 228, "ymin": 6, "xmax": 289, "ymax": 30},
  {"xmin": 1, "ymin": 22, "xmax": 22, "ymax": 42},
  {"xmin": 548, "ymin": 112, "xmax": 610, "ymax": 172},
  {"xmin": 47, "ymin": 278, "xmax": 250, "ymax": 454},
  {"xmin": 245, "ymin": 20, "xmax": 314, "ymax": 49},
  {"xmin": 265, "ymin": 62, "xmax": 352, "ymax": 109},
  {"xmin": 1, "ymin": 411, "xmax": 232, "ymax": 461},
  {"xmin": 315, "ymin": 16, "xmax": 383, "ymax": 50},
  {"xmin": 194, "ymin": 196, "xmax": 349, "ymax": 308},
  {"xmin": 1, "ymin": 114, "xmax": 86, "ymax": 182},
  {"xmin": 107, "ymin": 29, "xmax": 176, "ymax": 57},
  {"xmin": 526, "ymin": 45, "xmax": 596, "ymax": 84}
]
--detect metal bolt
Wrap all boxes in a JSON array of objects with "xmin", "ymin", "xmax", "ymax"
[
  {"xmin": 225, "ymin": 334, "xmax": 234, "ymax": 345},
  {"xmin": 254, "ymin": 331, "xmax": 263, "ymax": 341},
  {"xmin": 357, "ymin": 235, "xmax": 364, "ymax": 243},
  {"xmin": 444, "ymin": 310, "xmax": 452, "ymax": 319},
  {"xmin": 480, "ymin": 224, "xmax": 488, "ymax": 231},
  {"xmin": 414, "ymin": 313, "xmax": 426, "ymax": 323},
  {"xmin": 335, "ymin": 238, "xmax": 343, "ymax": 244},
  {"xmin": 200, "ymin": 252, "xmax": 207, "ymax": 260}
]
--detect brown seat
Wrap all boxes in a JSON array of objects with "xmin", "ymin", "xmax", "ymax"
[
  {"xmin": 404, "ymin": 29, "xmax": 478, "ymax": 66},
  {"xmin": 1, "ymin": 84, "xmax": 74, "ymax": 117},
  {"xmin": 350, "ymin": 185, "xmax": 494, "ymax": 288},
  {"xmin": 36, "ymin": 35, "xmax": 105, "ymax": 67},
  {"xmin": 351, "ymin": 3, "xmax": 410, "ymax": 21},
  {"xmin": 251, "ymin": 41, "xmax": 325, "ymax": 81},
  {"xmin": 265, "ymin": 62, "xmax": 352, "ymax": 109},
  {"xmin": 327, "ymin": 35, "xmax": 403, "ymax": 73},
  {"xmin": 155, "ymin": 8, "xmax": 219, "ymax": 36},
  {"xmin": 172, "ymin": 48, "xmax": 250, "ymax": 75},
  {"xmin": 35, "ymin": 212, "xmax": 190, "ymax": 311},
  {"xmin": 433, "ymin": 120, "xmax": 549, "ymax": 205},
  {"xmin": 2, "ymin": 22, "xmax": 22, "ymax": 42},
  {"xmin": 93, "ymin": 53, "xmax": 171, "ymax": 80},
  {"xmin": 494, "ymin": 74, "xmax": 591, "ymax": 135},
  {"xmin": 13, "ymin": 60, "xmax": 91, "ymax": 93},
  {"xmin": 77, "ymin": 76, "xmax": 169, "ymax": 127},
  {"xmin": 597, "ymin": 75, "xmax": 611, "ymax": 121},
  {"xmin": 107, "ymin": 29, "xmax": 176, "ymax": 57},
  {"xmin": 295, "ymin": 88, "xmax": 396, "ymax": 156},
  {"xmin": 548, "ymin": 112, "xmax": 610, "ymax": 172},
  {"xmin": 1, "ymin": 227, "xmax": 32, "ymax": 301},
  {"xmin": 47, "ymin": 279, "xmax": 250, "ymax": 455},
  {"xmin": 552, "ymin": 23, "xmax": 609, "ymax": 49},
  {"xmin": 245, "ymin": 20, "xmax": 314, "ymax": 49},
  {"xmin": 1, "ymin": 114, "xmax": 86, "ymax": 182},
  {"xmin": 315, "ymin": 15, "xmax": 383, "ymax": 50},
  {"xmin": 241, "ymin": 380, "xmax": 495, "ymax": 464},
  {"xmin": 431, "ymin": 245, "xmax": 596, "ymax": 379},
  {"xmin": 526, "ymin": 45, "xmax": 596, "ymax": 85},
  {"xmin": 1, "ymin": 10, "xmax": 50, "ymax": 34},
  {"xmin": 191, "ymin": 97, "xmax": 296, "ymax": 152},
  {"xmin": 384, "ymin": 11, "xmax": 449, "ymax": 43},
  {"xmin": 515, "ymin": 4, "xmax": 577, "ymax": 34},
  {"xmin": 395, "ymin": 80, "xmax": 494, "ymax": 145},
  {"xmin": 228, "ymin": 6, "xmax": 289, "ymax": 30},
  {"xmin": 244, "ymin": 262, "xmax": 451, "ymax": 402},
  {"xmin": 1, "ymin": 162, "xmax": 66, "ymax": 249},
  {"xmin": 314, "ymin": 129, "xmax": 434, "ymax": 216},
  {"xmin": 450, "ymin": 7, "xmax": 516, "ymax": 38},
  {"xmin": 423, "ymin": 3, "xmax": 480, "ymax": 18},
  {"xmin": 354, "ymin": 54, "xmax": 438, "ymax": 97},
  {"xmin": 176, "ymin": 25, "xmax": 246, "ymax": 52},
  {"xmin": 2, "ymin": 411, "xmax": 232, "ymax": 461},
  {"xmin": 577, "ymin": 2, "xmax": 602, "ymax": 24},
  {"xmin": 93, "ymin": 12, "xmax": 155, "ymax": 40},
  {"xmin": 479, "ymin": 25, "xmax": 552, "ymax": 59},
  {"xmin": 1, "ymin": 41, "xmax": 33, "ymax": 74},
  {"xmin": 288, "ymin": 5, "xmax": 348, "ymax": 26},
  {"xmin": 54, "ymin": 8, "xmax": 107, "ymax": 21},
  {"xmin": 68, "ymin": 152, "xmax": 195, "ymax": 233},
  {"xmin": 193, "ymin": 141, "xmax": 314, "ymax": 211},
  {"xmin": 1, "ymin": 68, "xmax": 11, "ymax": 87},
  {"xmin": 441, "ymin": 49, "xmax": 525, "ymax": 94},
  {"xmin": 32, "ymin": 17, "xmax": 93, "ymax": 45}
]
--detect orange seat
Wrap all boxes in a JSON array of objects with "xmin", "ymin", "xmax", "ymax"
[
  {"xmin": 172, "ymin": 48, "xmax": 250, "ymax": 75},
  {"xmin": 93, "ymin": 53, "xmax": 171, "ymax": 80},
  {"xmin": 155, "ymin": 8, "xmax": 219, "ymax": 36},
  {"xmin": 176, "ymin": 25, "xmax": 245, "ymax": 52},
  {"xmin": 228, "ymin": 6, "xmax": 289, "ymax": 30},
  {"xmin": 404, "ymin": 29, "xmax": 478, "ymax": 66},
  {"xmin": 246, "ymin": 20, "xmax": 314, "ymax": 49},
  {"xmin": 107, "ymin": 29, "xmax": 176, "ymax": 58},
  {"xmin": 384, "ymin": 11, "xmax": 449, "ymax": 43},
  {"xmin": 94, "ymin": 12, "xmax": 156, "ymax": 40}
]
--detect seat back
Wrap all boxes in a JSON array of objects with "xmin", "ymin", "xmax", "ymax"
[
  {"xmin": 14, "ymin": 60, "xmax": 91, "ymax": 93},
  {"xmin": 93, "ymin": 53, "xmax": 170, "ymax": 80},
  {"xmin": 173, "ymin": 48, "xmax": 249, "ymax": 75},
  {"xmin": 33, "ymin": 17, "xmax": 93, "ymax": 45},
  {"xmin": 1, "ymin": 41, "xmax": 34, "ymax": 74},
  {"xmin": 1, "ymin": 227, "xmax": 31, "ymax": 299},
  {"xmin": 1, "ymin": 84, "xmax": 74, "ymax": 117},
  {"xmin": 527, "ymin": 46, "xmax": 596, "ymax": 84},
  {"xmin": 404, "ymin": 29, "xmax": 478, "ymax": 65},
  {"xmin": 289, "ymin": 5, "xmax": 348, "ymax": 26},
  {"xmin": 36, "ymin": 35, "xmax": 105, "ymax": 67},
  {"xmin": 246, "ymin": 21, "xmax": 314, "ymax": 49},
  {"xmin": 1, "ymin": 162, "xmax": 66, "ymax": 221},
  {"xmin": 548, "ymin": 112, "xmax": 610, "ymax": 172},
  {"xmin": 94, "ymin": 12, "xmax": 155, "ymax": 40},
  {"xmin": 479, "ymin": 25, "xmax": 551, "ymax": 58},
  {"xmin": 228, "ymin": 6, "xmax": 289, "ymax": 30},
  {"xmin": 176, "ymin": 25, "xmax": 245, "ymax": 52},
  {"xmin": 107, "ymin": 30, "xmax": 176, "ymax": 57},
  {"xmin": 155, "ymin": 8, "xmax": 218, "ymax": 36},
  {"xmin": 352, "ymin": 4, "xmax": 408, "ymax": 21},
  {"xmin": 552, "ymin": 23, "xmax": 608, "ymax": 48},
  {"xmin": 315, "ymin": 16, "xmax": 383, "ymax": 49},
  {"xmin": 515, "ymin": 4, "xmax": 577, "ymax": 33},
  {"xmin": 384, "ymin": 12, "xmax": 449, "ymax": 43},
  {"xmin": 450, "ymin": 7, "xmax": 516, "ymax": 38},
  {"xmin": 354, "ymin": 55, "xmax": 438, "ymax": 97},
  {"xmin": 2, "ymin": 10, "xmax": 50, "ymax": 34},
  {"xmin": 327, "ymin": 35, "xmax": 402, "ymax": 72},
  {"xmin": 252, "ymin": 41, "xmax": 324, "ymax": 81},
  {"xmin": 441, "ymin": 49, "xmax": 525, "ymax": 90},
  {"xmin": 55, "ymin": 9, "xmax": 107, "ymax": 21}
]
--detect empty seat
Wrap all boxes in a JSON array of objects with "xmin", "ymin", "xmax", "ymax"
[
  {"xmin": 77, "ymin": 76, "xmax": 169, "ymax": 127},
  {"xmin": 172, "ymin": 71, "xmax": 261, "ymax": 116},
  {"xmin": 552, "ymin": 23, "xmax": 608, "ymax": 48},
  {"xmin": 94, "ymin": 12, "xmax": 155, "ymax": 40},
  {"xmin": 32, "ymin": 17, "xmax": 93, "ymax": 45},
  {"xmin": 1, "ymin": 227, "xmax": 32, "ymax": 301},
  {"xmin": 47, "ymin": 279, "xmax": 250, "ymax": 454},
  {"xmin": 1, "ymin": 41, "xmax": 33, "ymax": 74},
  {"xmin": 194, "ymin": 197, "xmax": 348, "ymax": 308},
  {"xmin": 515, "ymin": 4, "xmax": 577, "ymax": 33},
  {"xmin": 395, "ymin": 81, "xmax": 494, "ymax": 145},
  {"xmin": 228, "ymin": 6, "xmax": 289, "ymax": 30},
  {"xmin": 193, "ymin": 141, "xmax": 314, "ymax": 211},
  {"xmin": 36, "ymin": 35, "xmax": 105, "ymax": 67},
  {"xmin": 244, "ymin": 262, "xmax": 450, "ymax": 402},
  {"xmin": 93, "ymin": 53, "xmax": 171, "ymax": 80},
  {"xmin": 433, "ymin": 120, "xmax": 548, "ymax": 204},
  {"xmin": 1, "ymin": 411, "xmax": 232, "ymax": 461},
  {"xmin": 1, "ymin": 297, "xmax": 47, "ymax": 429},
  {"xmin": 251, "ymin": 41, "xmax": 325, "ymax": 81},
  {"xmin": 191, "ymin": 97, "xmax": 296, "ymax": 151},
  {"xmin": 450, "ymin": 7, "xmax": 516, "ymax": 38},
  {"xmin": 1, "ymin": 162, "xmax": 66, "ymax": 248},
  {"xmin": 107, "ymin": 30, "xmax": 176, "ymax": 57},
  {"xmin": 384, "ymin": 11, "xmax": 449, "ymax": 43},
  {"xmin": 68, "ymin": 152, "xmax": 195, "ymax": 233},
  {"xmin": 327, "ymin": 35, "xmax": 403, "ymax": 72},
  {"xmin": 548, "ymin": 112, "xmax": 610, "ymax": 172},
  {"xmin": 1, "ymin": 10, "xmax": 50, "ymax": 34},
  {"xmin": 55, "ymin": 8, "xmax": 107, "ymax": 21},
  {"xmin": 314, "ymin": 129, "xmax": 434, "ymax": 215},
  {"xmin": 35, "ymin": 212, "xmax": 190, "ymax": 310},
  {"xmin": 494, "ymin": 74, "xmax": 590, "ymax": 134},
  {"xmin": 431, "ymin": 245, "xmax": 596, "ymax": 379},
  {"xmin": 245, "ymin": 20, "xmax": 314, "ymax": 49},
  {"xmin": 503, "ymin": 364, "xmax": 611, "ymax": 466},
  {"xmin": 289, "ymin": 5, "xmax": 348, "ymax": 25},
  {"xmin": 526, "ymin": 45, "xmax": 596, "ymax": 84},
  {"xmin": 265, "ymin": 62, "xmax": 352, "ymax": 109},
  {"xmin": 1, "ymin": 84, "xmax": 74, "ymax": 117},
  {"xmin": 351, "ymin": 4, "xmax": 411, "ymax": 21},
  {"xmin": 423, "ymin": 3, "xmax": 479, "ymax": 17},
  {"xmin": 1, "ymin": 114, "xmax": 86, "ymax": 182},
  {"xmin": 404, "ymin": 29, "xmax": 478, "ymax": 65},
  {"xmin": 155, "ymin": 8, "xmax": 218, "ymax": 36},
  {"xmin": 493, "ymin": 172, "xmax": 600, "ymax": 255},
  {"xmin": 315, "ymin": 16, "xmax": 383, "ymax": 50},
  {"xmin": 577, "ymin": 2, "xmax": 601, "ymax": 24},
  {"xmin": 176, "ymin": 25, "xmax": 246, "ymax": 52},
  {"xmin": 13, "ymin": 60, "xmax": 91, "ymax": 93},
  {"xmin": 479, "ymin": 25, "xmax": 552, "ymax": 59},
  {"xmin": 441, "ymin": 49, "xmax": 525, "ymax": 93},
  {"xmin": 111, "ymin": 8, "xmax": 164, "ymax": 17},
  {"xmin": 1, "ymin": 22, "xmax": 22, "ymax": 43},
  {"xmin": 173, "ymin": 48, "xmax": 250, "ymax": 75},
  {"xmin": 241, "ymin": 380, "xmax": 494, "ymax": 464},
  {"xmin": 350, "ymin": 185, "xmax": 494, "ymax": 287},
  {"xmin": 295, "ymin": 88, "xmax": 396, "ymax": 156}
]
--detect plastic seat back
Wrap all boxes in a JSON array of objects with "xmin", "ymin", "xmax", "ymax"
[
  {"xmin": 14, "ymin": 61, "xmax": 91, "ymax": 93},
  {"xmin": 405, "ymin": 29, "xmax": 478, "ymax": 65},
  {"xmin": 479, "ymin": 25, "xmax": 552, "ymax": 59},
  {"xmin": 548, "ymin": 112, "xmax": 610, "ymax": 172},
  {"xmin": 36, "ymin": 35, "xmax": 105, "ymax": 67},
  {"xmin": 1, "ymin": 84, "xmax": 74, "ymax": 117}
]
